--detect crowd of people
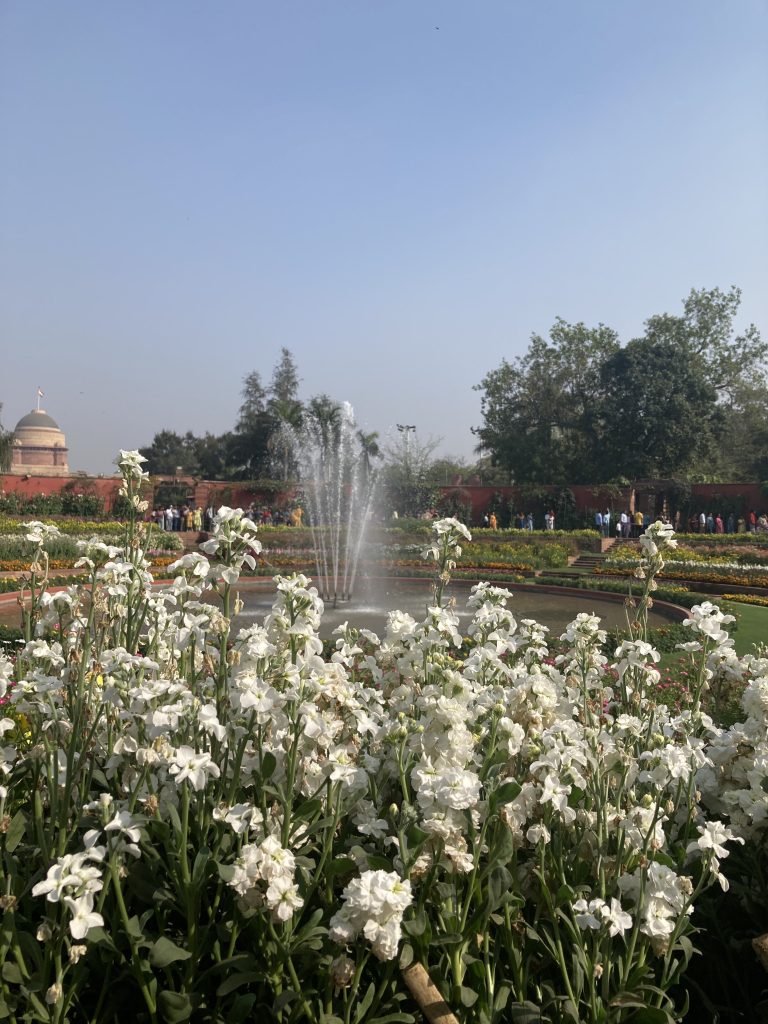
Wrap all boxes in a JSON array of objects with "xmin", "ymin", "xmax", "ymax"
[
  {"xmin": 687, "ymin": 510, "xmax": 768, "ymax": 534},
  {"xmin": 149, "ymin": 503, "xmax": 305, "ymax": 532}
]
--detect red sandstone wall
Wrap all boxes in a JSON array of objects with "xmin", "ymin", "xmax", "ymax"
[{"xmin": 0, "ymin": 474, "xmax": 123, "ymax": 508}]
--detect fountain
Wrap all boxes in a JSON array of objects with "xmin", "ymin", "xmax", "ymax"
[{"xmin": 293, "ymin": 400, "xmax": 378, "ymax": 606}]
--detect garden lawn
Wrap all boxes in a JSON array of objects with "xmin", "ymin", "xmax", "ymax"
[{"xmin": 728, "ymin": 601, "xmax": 768, "ymax": 656}]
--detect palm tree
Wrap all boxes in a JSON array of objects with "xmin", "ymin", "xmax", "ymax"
[{"xmin": 357, "ymin": 429, "xmax": 381, "ymax": 484}]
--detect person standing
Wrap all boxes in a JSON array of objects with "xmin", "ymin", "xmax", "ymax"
[
  {"xmin": 489, "ymin": 512, "xmax": 498, "ymax": 530},
  {"xmin": 602, "ymin": 510, "xmax": 610, "ymax": 538},
  {"xmin": 595, "ymin": 511, "xmax": 603, "ymax": 534}
]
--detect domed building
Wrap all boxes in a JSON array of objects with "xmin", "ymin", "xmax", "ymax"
[{"xmin": 9, "ymin": 409, "xmax": 70, "ymax": 477}]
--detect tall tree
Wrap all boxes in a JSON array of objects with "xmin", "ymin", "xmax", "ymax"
[
  {"xmin": 0, "ymin": 405, "xmax": 13, "ymax": 473},
  {"xmin": 473, "ymin": 320, "xmax": 619, "ymax": 483},
  {"xmin": 644, "ymin": 287, "xmax": 766, "ymax": 400},
  {"xmin": 139, "ymin": 430, "xmax": 201, "ymax": 476},
  {"xmin": 596, "ymin": 339, "xmax": 721, "ymax": 479},
  {"xmin": 268, "ymin": 348, "xmax": 301, "ymax": 406},
  {"xmin": 230, "ymin": 371, "xmax": 274, "ymax": 479},
  {"xmin": 381, "ymin": 428, "xmax": 441, "ymax": 518}
]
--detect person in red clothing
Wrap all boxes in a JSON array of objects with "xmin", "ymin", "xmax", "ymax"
[
  {"xmin": 749, "ymin": 510, "xmax": 757, "ymax": 532},
  {"xmin": 715, "ymin": 514, "xmax": 724, "ymax": 534}
]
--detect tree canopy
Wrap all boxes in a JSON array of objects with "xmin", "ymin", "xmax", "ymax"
[
  {"xmin": 474, "ymin": 287, "xmax": 766, "ymax": 483},
  {"xmin": 0, "ymin": 405, "xmax": 13, "ymax": 474}
]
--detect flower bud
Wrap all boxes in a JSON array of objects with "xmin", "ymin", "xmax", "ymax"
[
  {"xmin": 45, "ymin": 983, "xmax": 63, "ymax": 1005},
  {"xmin": 330, "ymin": 955, "xmax": 355, "ymax": 990}
]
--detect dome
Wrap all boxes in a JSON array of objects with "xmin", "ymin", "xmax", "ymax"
[
  {"xmin": 9, "ymin": 407, "xmax": 69, "ymax": 477},
  {"xmin": 14, "ymin": 410, "xmax": 61, "ymax": 431}
]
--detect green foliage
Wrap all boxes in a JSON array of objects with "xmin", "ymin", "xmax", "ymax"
[
  {"xmin": 0, "ymin": 491, "xmax": 105, "ymax": 517},
  {"xmin": 0, "ymin": 403, "xmax": 13, "ymax": 474},
  {"xmin": 596, "ymin": 338, "xmax": 721, "ymax": 479},
  {"xmin": 475, "ymin": 288, "xmax": 766, "ymax": 484}
]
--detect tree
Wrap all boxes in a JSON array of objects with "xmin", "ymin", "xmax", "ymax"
[
  {"xmin": 229, "ymin": 371, "xmax": 274, "ymax": 479},
  {"xmin": 356, "ymin": 430, "xmax": 382, "ymax": 485},
  {"xmin": 381, "ymin": 428, "xmax": 441, "ymax": 518},
  {"xmin": 473, "ymin": 320, "xmax": 619, "ymax": 483},
  {"xmin": 596, "ymin": 339, "xmax": 721, "ymax": 479},
  {"xmin": 139, "ymin": 430, "xmax": 201, "ymax": 476},
  {"xmin": 0, "ymin": 405, "xmax": 13, "ymax": 473},
  {"xmin": 475, "ymin": 289, "xmax": 765, "ymax": 484},
  {"xmin": 268, "ymin": 348, "xmax": 301, "ymax": 407},
  {"xmin": 644, "ymin": 286, "xmax": 766, "ymax": 400}
]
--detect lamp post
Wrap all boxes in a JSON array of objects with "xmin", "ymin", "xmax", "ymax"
[{"xmin": 396, "ymin": 424, "xmax": 416, "ymax": 481}]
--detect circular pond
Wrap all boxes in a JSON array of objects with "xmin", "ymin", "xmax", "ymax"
[{"xmin": 233, "ymin": 577, "xmax": 678, "ymax": 638}]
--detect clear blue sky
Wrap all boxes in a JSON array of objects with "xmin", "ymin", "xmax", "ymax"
[{"xmin": 1, "ymin": 1, "xmax": 766, "ymax": 474}]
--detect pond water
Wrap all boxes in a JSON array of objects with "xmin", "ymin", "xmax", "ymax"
[{"xmin": 233, "ymin": 577, "xmax": 675, "ymax": 638}]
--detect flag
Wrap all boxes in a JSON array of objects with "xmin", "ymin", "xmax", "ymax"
[{"xmin": 37, "ymin": 388, "xmax": 44, "ymax": 397}]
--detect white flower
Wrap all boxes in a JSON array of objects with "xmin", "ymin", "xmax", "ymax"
[
  {"xmin": 266, "ymin": 875, "xmax": 304, "ymax": 922},
  {"xmin": 169, "ymin": 746, "xmax": 221, "ymax": 791},
  {"xmin": 64, "ymin": 892, "xmax": 104, "ymax": 940},
  {"xmin": 105, "ymin": 811, "xmax": 142, "ymax": 845},
  {"xmin": 330, "ymin": 870, "xmax": 413, "ymax": 961},
  {"xmin": 604, "ymin": 897, "xmax": 633, "ymax": 937},
  {"xmin": 573, "ymin": 898, "xmax": 604, "ymax": 930},
  {"xmin": 24, "ymin": 521, "xmax": 61, "ymax": 546}
]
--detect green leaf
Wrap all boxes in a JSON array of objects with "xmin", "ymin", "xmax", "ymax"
[
  {"xmin": 228, "ymin": 994, "xmax": 257, "ymax": 1024},
  {"xmin": 192, "ymin": 848, "xmax": 211, "ymax": 887},
  {"xmin": 493, "ymin": 984, "xmax": 511, "ymax": 1013},
  {"xmin": 158, "ymin": 990, "xmax": 193, "ymax": 1023},
  {"xmin": 460, "ymin": 986, "xmax": 478, "ymax": 1008},
  {"xmin": 429, "ymin": 932, "xmax": 464, "ymax": 947},
  {"xmin": 402, "ymin": 908, "xmax": 426, "ymax": 937},
  {"xmin": 504, "ymin": 1002, "xmax": 543, "ymax": 1022},
  {"xmin": 492, "ymin": 780, "xmax": 521, "ymax": 806},
  {"xmin": 4, "ymin": 811, "xmax": 26, "ymax": 853},
  {"xmin": 368, "ymin": 1015, "xmax": 415, "ymax": 1024},
  {"xmin": 86, "ymin": 927, "xmax": 118, "ymax": 953},
  {"xmin": 353, "ymin": 983, "xmax": 376, "ymax": 1024},
  {"xmin": 326, "ymin": 858, "xmax": 357, "ymax": 879},
  {"xmin": 216, "ymin": 861, "xmax": 235, "ymax": 883},
  {"xmin": 488, "ymin": 865, "xmax": 513, "ymax": 911},
  {"xmin": 150, "ymin": 937, "xmax": 192, "ymax": 968},
  {"xmin": 1, "ymin": 962, "xmax": 22, "ymax": 985},
  {"xmin": 366, "ymin": 854, "xmax": 394, "ymax": 871},
  {"xmin": 399, "ymin": 942, "xmax": 414, "ymax": 970},
  {"xmin": 166, "ymin": 803, "xmax": 182, "ymax": 834},
  {"xmin": 260, "ymin": 751, "xmax": 276, "ymax": 779},
  {"xmin": 631, "ymin": 1010, "xmax": 674, "ymax": 1024},
  {"xmin": 216, "ymin": 972, "xmax": 263, "ymax": 998}
]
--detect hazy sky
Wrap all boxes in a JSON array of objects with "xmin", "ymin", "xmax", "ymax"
[{"xmin": 2, "ymin": 1, "xmax": 766, "ymax": 475}]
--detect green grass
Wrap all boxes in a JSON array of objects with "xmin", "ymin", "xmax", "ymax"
[{"xmin": 726, "ymin": 601, "xmax": 768, "ymax": 656}]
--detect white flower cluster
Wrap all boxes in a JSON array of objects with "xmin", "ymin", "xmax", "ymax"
[
  {"xmin": 32, "ymin": 845, "xmax": 106, "ymax": 940},
  {"xmin": 7, "ymin": 510, "xmax": 755, "ymax": 986},
  {"xmin": 330, "ymin": 869, "xmax": 413, "ymax": 960},
  {"xmin": 229, "ymin": 835, "xmax": 304, "ymax": 922}
]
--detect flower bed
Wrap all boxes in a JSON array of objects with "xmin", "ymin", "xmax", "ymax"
[
  {"xmin": 596, "ymin": 560, "xmax": 768, "ymax": 588},
  {"xmin": 0, "ymin": 462, "xmax": 765, "ymax": 1022}
]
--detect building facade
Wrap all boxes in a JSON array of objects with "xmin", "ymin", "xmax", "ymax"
[{"xmin": 9, "ymin": 409, "xmax": 70, "ymax": 477}]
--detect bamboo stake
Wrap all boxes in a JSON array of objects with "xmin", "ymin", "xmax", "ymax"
[
  {"xmin": 400, "ymin": 962, "xmax": 460, "ymax": 1024},
  {"xmin": 752, "ymin": 933, "xmax": 768, "ymax": 972}
]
